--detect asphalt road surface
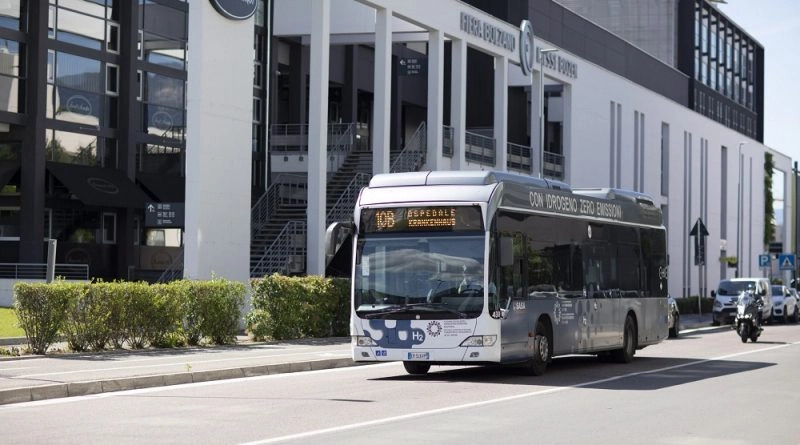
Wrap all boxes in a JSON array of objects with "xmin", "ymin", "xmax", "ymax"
[{"xmin": 3, "ymin": 324, "xmax": 799, "ymax": 445}]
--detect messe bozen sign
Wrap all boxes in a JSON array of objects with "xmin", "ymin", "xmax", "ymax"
[{"xmin": 210, "ymin": 0, "xmax": 257, "ymax": 20}]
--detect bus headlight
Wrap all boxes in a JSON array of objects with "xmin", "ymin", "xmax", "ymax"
[
  {"xmin": 460, "ymin": 335, "xmax": 497, "ymax": 347},
  {"xmin": 353, "ymin": 335, "xmax": 377, "ymax": 346}
]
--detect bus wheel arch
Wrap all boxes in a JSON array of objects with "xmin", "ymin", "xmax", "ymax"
[{"xmin": 529, "ymin": 315, "xmax": 553, "ymax": 376}]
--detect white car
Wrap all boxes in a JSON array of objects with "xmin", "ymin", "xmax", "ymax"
[
  {"xmin": 712, "ymin": 278, "xmax": 773, "ymax": 326},
  {"xmin": 771, "ymin": 285, "xmax": 799, "ymax": 323}
]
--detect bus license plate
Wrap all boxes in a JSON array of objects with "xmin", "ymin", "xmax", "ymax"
[{"xmin": 408, "ymin": 352, "xmax": 429, "ymax": 360}]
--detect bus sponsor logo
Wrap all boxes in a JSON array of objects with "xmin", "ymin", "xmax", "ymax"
[
  {"xmin": 426, "ymin": 321, "xmax": 442, "ymax": 337},
  {"xmin": 367, "ymin": 320, "xmax": 425, "ymax": 348},
  {"xmin": 529, "ymin": 191, "xmax": 623, "ymax": 221},
  {"xmin": 553, "ymin": 300, "xmax": 575, "ymax": 325}
]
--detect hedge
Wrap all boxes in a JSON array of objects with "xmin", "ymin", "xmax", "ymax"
[
  {"xmin": 13, "ymin": 278, "xmax": 245, "ymax": 354},
  {"xmin": 675, "ymin": 296, "xmax": 714, "ymax": 315},
  {"xmin": 247, "ymin": 274, "xmax": 350, "ymax": 341}
]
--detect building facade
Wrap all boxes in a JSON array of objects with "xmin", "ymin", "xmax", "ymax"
[{"xmin": 0, "ymin": 0, "xmax": 791, "ymax": 301}]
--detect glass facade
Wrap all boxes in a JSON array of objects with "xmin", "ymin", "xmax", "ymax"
[{"xmin": 692, "ymin": 0, "xmax": 759, "ymax": 139}]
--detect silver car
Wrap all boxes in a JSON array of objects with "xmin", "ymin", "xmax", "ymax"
[
  {"xmin": 667, "ymin": 294, "xmax": 680, "ymax": 338},
  {"xmin": 771, "ymin": 285, "xmax": 799, "ymax": 323}
]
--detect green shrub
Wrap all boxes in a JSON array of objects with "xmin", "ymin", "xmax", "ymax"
[
  {"xmin": 13, "ymin": 281, "xmax": 73, "ymax": 355},
  {"xmin": 676, "ymin": 296, "xmax": 714, "ymax": 314},
  {"xmin": 182, "ymin": 279, "xmax": 245, "ymax": 345},
  {"xmin": 248, "ymin": 274, "xmax": 350, "ymax": 341},
  {"xmin": 62, "ymin": 282, "xmax": 95, "ymax": 352},
  {"xmin": 149, "ymin": 283, "xmax": 185, "ymax": 347},
  {"xmin": 122, "ymin": 281, "xmax": 159, "ymax": 349}
]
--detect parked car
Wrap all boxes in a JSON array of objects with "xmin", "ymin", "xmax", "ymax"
[
  {"xmin": 667, "ymin": 294, "xmax": 680, "ymax": 338},
  {"xmin": 771, "ymin": 285, "xmax": 799, "ymax": 323},
  {"xmin": 711, "ymin": 278, "xmax": 773, "ymax": 326}
]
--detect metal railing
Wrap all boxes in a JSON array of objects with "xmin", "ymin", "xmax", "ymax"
[
  {"xmin": 157, "ymin": 249, "xmax": 184, "ymax": 283},
  {"xmin": 251, "ymin": 220, "xmax": 306, "ymax": 278},
  {"xmin": 464, "ymin": 130, "xmax": 496, "ymax": 166},
  {"xmin": 251, "ymin": 174, "xmax": 308, "ymax": 237},
  {"xmin": 326, "ymin": 172, "xmax": 370, "ymax": 225},
  {"xmin": 507, "ymin": 142, "xmax": 532, "ymax": 174},
  {"xmin": 390, "ymin": 122, "xmax": 427, "ymax": 173},
  {"xmin": 544, "ymin": 151, "xmax": 565, "ymax": 180},
  {"xmin": 269, "ymin": 123, "xmax": 354, "ymax": 153},
  {"xmin": 0, "ymin": 263, "xmax": 89, "ymax": 280},
  {"xmin": 442, "ymin": 125, "xmax": 454, "ymax": 157}
]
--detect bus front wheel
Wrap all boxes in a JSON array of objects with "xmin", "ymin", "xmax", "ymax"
[
  {"xmin": 528, "ymin": 320, "xmax": 551, "ymax": 376},
  {"xmin": 403, "ymin": 361, "xmax": 431, "ymax": 375}
]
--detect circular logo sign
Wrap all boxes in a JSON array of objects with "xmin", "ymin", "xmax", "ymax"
[
  {"xmin": 66, "ymin": 95, "xmax": 92, "ymax": 116},
  {"xmin": 87, "ymin": 177, "xmax": 119, "ymax": 195},
  {"xmin": 152, "ymin": 111, "xmax": 174, "ymax": 132},
  {"xmin": 519, "ymin": 20, "xmax": 535, "ymax": 76},
  {"xmin": 209, "ymin": 0, "xmax": 257, "ymax": 20}
]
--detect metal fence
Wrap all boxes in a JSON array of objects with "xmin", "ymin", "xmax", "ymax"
[{"xmin": 0, "ymin": 263, "xmax": 89, "ymax": 280}]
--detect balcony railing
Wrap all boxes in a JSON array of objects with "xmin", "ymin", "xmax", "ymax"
[
  {"xmin": 269, "ymin": 123, "xmax": 355, "ymax": 153},
  {"xmin": 464, "ymin": 130, "xmax": 495, "ymax": 166},
  {"xmin": 544, "ymin": 151, "xmax": 565, "ymax": 180},
  {"xmin": 0, "ymin": 263, "xmax": 89, "ymax": 280},
  {"xmin": 507, "ymin": 142, "xmax": 532, "ymax": 174}
]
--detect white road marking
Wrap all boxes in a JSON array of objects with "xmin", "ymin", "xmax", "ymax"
[{"xmin": 239, "ymin": 341, "xmax": 800, "ymax": 445}]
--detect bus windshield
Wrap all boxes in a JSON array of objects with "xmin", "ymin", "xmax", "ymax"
[{"xmin": 354, "ymin": 233, "xmax": 485, "ymax": 319}]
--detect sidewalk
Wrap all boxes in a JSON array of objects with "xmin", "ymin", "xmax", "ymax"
[
  {"xmin": 0, "ymin": 336, "xmax": 359, "ymax": 406},
  {"xmin": 0, "ymin": 313, "xmax": 717, "ymax": 406}
]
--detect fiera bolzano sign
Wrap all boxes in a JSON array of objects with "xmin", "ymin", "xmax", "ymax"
[{"xmin": 209, "ymin": 0, "xmax": 257, "ymax": 20}]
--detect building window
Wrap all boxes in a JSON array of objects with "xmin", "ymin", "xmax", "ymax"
[
  {"xmin": 0, "ymin": 0, "xmax": 23, "ymax": 31},
  {"xmin": 0, "ymin": 39, "xmax": 23, "ymax": 113},
  {"xmin": 137, "ymin": 143, "xmax": 184, "ymax": 176},
  {"xmin": 46, "ymin": 129, "xmax": 99, "ymax": 166},
  {"xmin": 107, "ymin": 22, "xmax": 119, "ymax": 53},
  {"xmin": 143, "ymin": 72, "xmax": 185, "ymax": 140},
  {"xmin": 102, "ymin": 212, "xmax": 116, "ymax": 244},
  {"xmin": 253, "ymin": 97, "xmax": 262, "ymax": 124},
  {"xmin": 49, "ymin": 51, "xmax": 104, "ymax": 127},
  {"xmin": 106, "ymin": 63, "xmax": 119, "ymax": 95}
]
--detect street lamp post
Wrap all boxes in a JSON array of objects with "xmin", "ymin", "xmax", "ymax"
[
  {"xmin": 538, "ymin": 48, "xmax": 558, "ymax": 179},
  {"xmin": 736, "ymin": 141, "xmax": 746, "ymax": 277}
]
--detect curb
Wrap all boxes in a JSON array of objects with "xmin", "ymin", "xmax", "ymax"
[{"xmin": 0, "ymin": 357, "xmax": 367, "ymax": 406}]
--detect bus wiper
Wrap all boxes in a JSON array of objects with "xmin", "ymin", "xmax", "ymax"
[{"xmin": 364, "ymin": 303, "xmax": 468, "ymax": 319}]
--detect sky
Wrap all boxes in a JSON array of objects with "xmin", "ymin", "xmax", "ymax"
[{"xmin": 717, "ymin": 1, "xmax": 800, "ymax": 163}]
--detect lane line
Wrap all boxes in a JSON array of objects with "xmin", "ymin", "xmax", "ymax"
[
  {"xmin": 9, "ymin": 349, "xmax": 351, "ymax": 379},
  {"xmin": 239, "ymin": 340, "xmax": 800, "ymax": 445}
]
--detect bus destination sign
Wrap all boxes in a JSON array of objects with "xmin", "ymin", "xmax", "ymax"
[{"xmin": 363, "ymin": 206, "xmax": 483, "ymax": 233}]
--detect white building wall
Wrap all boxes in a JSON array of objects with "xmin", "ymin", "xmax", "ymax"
[
  {"xmin": 539, "ymin": 39, "xmax": 791, "ymax": 297},
  {"xmin": 184, "ymin": 3, "xmax": 253, "ymax": 284}
]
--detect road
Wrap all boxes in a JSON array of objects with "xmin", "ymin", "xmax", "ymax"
[{"xmin": 2, "ymin": 324, "xmax": 799, "ymax": 445}]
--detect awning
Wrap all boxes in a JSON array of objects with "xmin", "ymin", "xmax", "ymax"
[
  {"xmin": 0, "ymin": 161, "xmax": 19, "ymax": 189},
  {"xmin": 137, "ymin": 172, "xmax": 185, "ymax": 202},
  {"xmin": 46, "ymin": 162, "xmax": 149, "ymax": 208}
]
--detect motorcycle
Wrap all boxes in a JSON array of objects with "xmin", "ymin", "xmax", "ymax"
[{"xmin": 734, "ymin": 291, "xmax": 763, "ymax": 343}]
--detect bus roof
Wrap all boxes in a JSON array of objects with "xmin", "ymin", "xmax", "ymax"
[{"xmin": 360, "ymin": 171, "xmax": 663, "ymax": 227}]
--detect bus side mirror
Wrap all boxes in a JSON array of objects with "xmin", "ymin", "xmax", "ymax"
[
  {"xmin": 325, "ymin": 221, "xmax": 355, "ymax": 264},
  {"xmin": 499, "ymin": 236, "xmax": 514, "ymax": 267}
]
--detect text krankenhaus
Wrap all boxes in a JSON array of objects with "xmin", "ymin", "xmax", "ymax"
[
  {"xmin": 460, "ymin": 12, "xmax": 516, "ymax": 52},
  {"xmin": 529, "ymin": 191, "xmax": 623, "ymax": 220}
]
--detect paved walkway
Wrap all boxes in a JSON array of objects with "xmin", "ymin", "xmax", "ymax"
[{"xmin": 0, "ymin": 314, "xmax": 715, "ymax": 406}]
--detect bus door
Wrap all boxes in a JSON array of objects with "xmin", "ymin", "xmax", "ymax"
[
  {"xmin": 496, "ymin": 233, "xmax": 530, "ymax": 362},
  {"xmin": 583, "ymin": 240, "xmax": 617, "ymax": 348}
]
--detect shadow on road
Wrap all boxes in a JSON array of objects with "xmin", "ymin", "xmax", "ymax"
[{"xmin": 374, "ymin": 355, "xmax": 776, "ymax": 391}]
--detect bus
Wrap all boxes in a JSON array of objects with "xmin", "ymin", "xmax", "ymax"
[{"xmin": 327, "ymin": 170, "xmax": 668, "ymax": 376}]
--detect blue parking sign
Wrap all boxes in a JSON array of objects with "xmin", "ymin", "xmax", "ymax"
[
  {"xmin": 758, "ymin": 254, "xmax": 770, "ymax": 268},
  {"xmin": 778, "ymin": 254, "xmax": 796, "ymax": 271}
]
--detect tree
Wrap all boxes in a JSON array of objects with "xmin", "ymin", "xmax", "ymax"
[{"xmin": 764, "ymin": 152, "xmax": 776, "ymax": 245}]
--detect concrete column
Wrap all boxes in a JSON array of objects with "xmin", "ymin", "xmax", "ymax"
[
  {"xmin": 372, "ymin": 7, "xmax": 392, "ymax": 174},
  {"xmin": 185, "ymin": 2, "xmax": 253, "ymax": 282},
  {"xmin": 306, "ymin": 0, "xmax": 330, "ymax": 276},
  {"xmin": 494, "ymin": 55, "xmax": 508, "ymax": 171},
  {"xmin": 531, "ymin": 70, "xmax": 542, "ymax": 177},
  {"xmin": 426, "ymin": 30, "xmax": 444, "ymax": 171},
  {"xmin": 450, "ymin": 38, "xmax": 467, "ymax": 170}
]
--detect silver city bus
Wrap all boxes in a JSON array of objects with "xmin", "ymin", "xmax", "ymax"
[{"xmin": 328, "ymin": 170, "xmax": 668, "ymax": 376}]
